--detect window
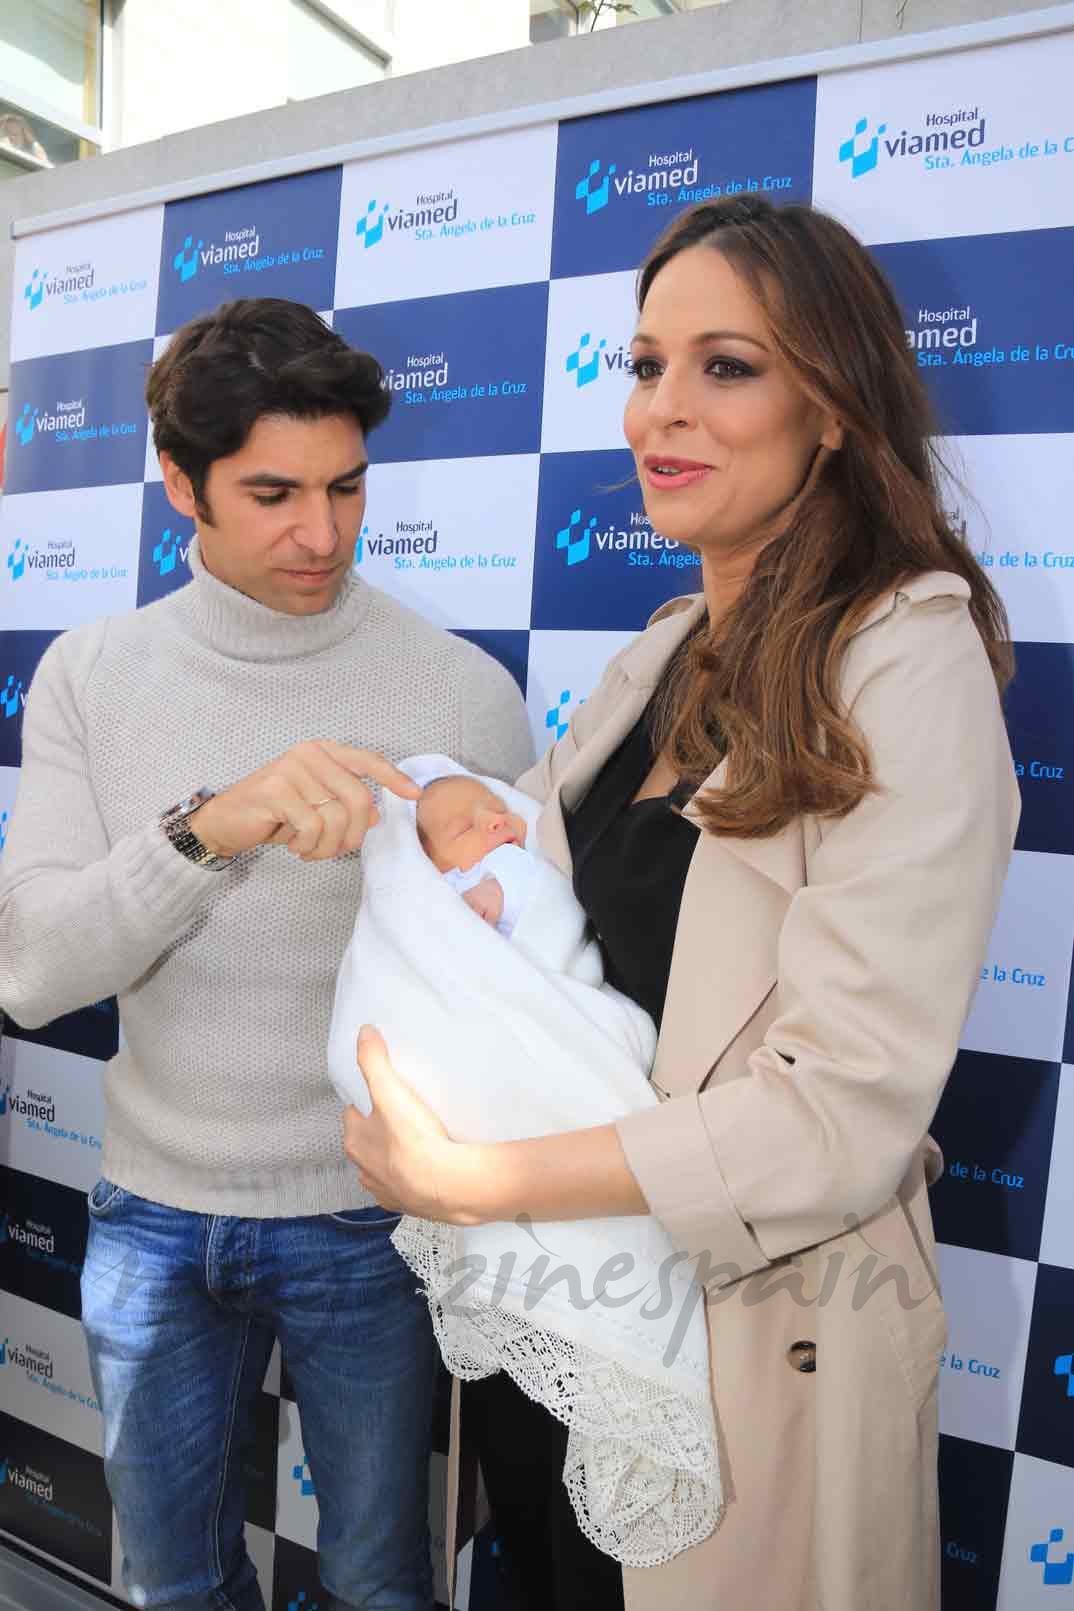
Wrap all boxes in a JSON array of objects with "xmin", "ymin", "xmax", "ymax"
[
  {"xmin": 530, "ymin": 0, "xmax": 573, "ymax": 44},
  {"xmin": 0, "ymin": 0, "xmax": 102, "ymax": 172},
  {"xmin": 288, "ymin": 0, "xmax": 390, "ymax": 101},
  {"xmin": 530, "ymin": 0, "xmax": 688, "ymax": 42}
]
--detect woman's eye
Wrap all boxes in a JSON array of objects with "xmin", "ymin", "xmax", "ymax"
[
  {"xmin": 707, "ymin": 358, "xmax": 753, "ymax": 381},
  {"xmin": 627, "ymin": 356, "xmax": 660, "ymax": 381}
]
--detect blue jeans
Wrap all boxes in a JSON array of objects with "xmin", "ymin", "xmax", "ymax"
[{"xmin": 80, "ymin": 1181, "xmax": 437, "ymax": 1611}]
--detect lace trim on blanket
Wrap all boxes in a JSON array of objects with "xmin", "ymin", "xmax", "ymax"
[{"xmin": 392, "ymin": 1216, "xmax": 723, "ymax": 1569}]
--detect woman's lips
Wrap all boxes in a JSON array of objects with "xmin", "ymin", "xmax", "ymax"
[{"xmin": 643, "ymin": 455, "xmax": 712, "ymax": 490}]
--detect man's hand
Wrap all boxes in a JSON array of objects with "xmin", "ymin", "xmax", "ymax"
[
  {"xmin": 190, "ymin": 742, "xmax": 420, "ymax": 861},
  {"xmin": 461, "ymin": 876, "xmax": 504, "ymax": 927}
]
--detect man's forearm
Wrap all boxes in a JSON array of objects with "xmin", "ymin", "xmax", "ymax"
[{"xmin": 0, "ymin": 821, "xmax": 216, "ymax": 1028}]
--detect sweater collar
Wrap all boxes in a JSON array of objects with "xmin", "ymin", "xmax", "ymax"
[{"xmin": 173, "ymin": 536, "xmax": 372, "ymax": 663}]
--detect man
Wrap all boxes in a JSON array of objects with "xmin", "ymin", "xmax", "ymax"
[{"xmin": 0, "ymin": 297, "xmax": 534, "ymax": 1611}]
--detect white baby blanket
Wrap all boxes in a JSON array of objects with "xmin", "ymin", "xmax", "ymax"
[
  {"xmin": 326, "ymin": 755, "xmax": 721, "ymax": 1567},
  {"xmin": 442, "ymin": 841, "xmax": 539, "ymax": 937}
]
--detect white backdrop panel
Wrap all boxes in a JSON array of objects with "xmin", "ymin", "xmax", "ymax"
[
  {"xmin": 0, "ymin": 1294, "xmax": 101, "ymax": 1455},
  {"xmin": 813, "ymin": 33, "xmax": 1074, "ymax": 244},
  {"xmin": 946, "ymin": 434, "xmax": 1074, "ymax": 644},
  {"xmin": 541, "ymin": 271, "xmax": 637, "ymax": 454},
  {"xmin": 1039, "ymin": 1064, "xmax": 1074, "ymax": 1270},
  {"xmin": 0, "ymin": 485, "xmax": 144, "ymax": 632},
  {"xmin": 999, "ymin": 1453, "xmax": 1074, "ymax": 1606},
  {"xmin": 937, "ymin": 1242, "xmax": 1037, "ymax": 1450},
  {"xmin": 336, "ymin": 124, "xmax": 558, "ymax": 307},
  {"xmin": 10, "ymin": 207, "xmax": 165, "ymax": 364},
  {"xmin": 362, "ymin": 454, "xmax": 540, "ymax": 629},
  {"xmin": 961, "ymin": 850, "xmax": 1074, "ymax": 1063},
  {"xmin": 0, "ymin": 1037, "xmax": 106, "ymax": 1192}
]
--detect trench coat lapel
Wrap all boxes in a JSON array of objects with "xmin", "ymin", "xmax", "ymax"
[{"xmin": 640, "ymin": 578, "xmax": 969, "ymax": 1094}]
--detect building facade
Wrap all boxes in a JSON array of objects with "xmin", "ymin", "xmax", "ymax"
[{"xmin": 0, "ymin": 0, "xmax": 710, "ymax": 180}]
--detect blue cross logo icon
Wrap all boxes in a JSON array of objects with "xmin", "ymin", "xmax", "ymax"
[
  {"xmin": 153, "ymin": 531, "xmax": 179, "ymax": 577},
  {"xmin": 356, "ymin": 201, "xmax": 390, "ymax": 248},
  {"xmin": 838, "ymin": 117, "xmax": 887, "ymax": 179},
  {"xmin": 556, "ymin": 508, "xmax": 596, "ymax": 567},
  {"xmin": 173, "ymin": 235, "xmax": 203, "ymax": 282},
  {"xmin": 14, "ymin": 405, "xmax": 38, "ymax": 448},
  {"xmin": 6, "ymin": 540, "xmax": 27, "ymax": 583},
  {"xmin": 1030, "ymin": 1527, "xmax": 1074, "ymax": 1585},
  {"xmin": 566, "ymin": 333, "xmax": 607, "ymax": 388},
  {"xmin": 546, "ymin": 691, "xmax": 574, "ymax": 740},
  {"xmin": 24, "ymin": 269, "xmax": 47, "ymax": 311},
  {"xmin": 1, "ymin": 677, "xmax": 24, "ymax": 720},
  {"xmin": 575, "ymin": 159, "xmax": 616, "ymax": 215}
]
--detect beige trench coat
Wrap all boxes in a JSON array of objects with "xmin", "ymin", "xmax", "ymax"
[{"xmin": 452, "ymin": 571, "xmax": 1018, "ymax": 1611}]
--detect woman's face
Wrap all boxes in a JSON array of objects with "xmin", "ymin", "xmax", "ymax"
[{"xmin": 623, "ymin": 244, "xmax": 841, "ymax": 558}]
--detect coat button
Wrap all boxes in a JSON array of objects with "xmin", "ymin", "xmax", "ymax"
[{"xmin": 787, "ymin": 1339, "xmax": 816, "ymax": 1373}]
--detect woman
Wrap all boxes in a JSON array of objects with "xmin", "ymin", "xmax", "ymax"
[{"xmin": 344, "ymin": 196, "xmax": 1019, "ymax": 1611}]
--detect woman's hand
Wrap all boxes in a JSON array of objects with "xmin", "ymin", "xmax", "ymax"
[
  {"xmin": 342, "ymin": 1027, "xmax": 480, "ymax": 1225},
  {"xmin": 343, "ymin": 1029, "xmax": 648, "ymax": 1226}
]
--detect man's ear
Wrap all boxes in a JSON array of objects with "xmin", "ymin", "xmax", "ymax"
[{"xmin": 159, "ymin": 451, "xmax": 198, "ymax": 519}]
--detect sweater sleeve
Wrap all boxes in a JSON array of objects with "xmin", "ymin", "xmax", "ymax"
[
  {"xmin": 0, "ymin": 628, "xmax": 221, "ymax": 1029},
  {"xmin": 457, "ymin": 648, "xmax": 535, "ymax": 785},
  {"xmin": 615, "ymin": 595, "xmax": 1019, "ymax": 1270}
]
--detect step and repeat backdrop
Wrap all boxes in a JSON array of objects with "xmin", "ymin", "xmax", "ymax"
[{"xmin": 1, "ymin": 21, "xmax": 1073, "ymax": 1611}]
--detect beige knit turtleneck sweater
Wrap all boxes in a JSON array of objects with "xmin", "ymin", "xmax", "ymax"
[{"xmin": 0, "ymin": 541, "xmax": 533, "ymax": 1215}]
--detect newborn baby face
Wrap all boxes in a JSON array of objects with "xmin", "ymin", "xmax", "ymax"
[{"xmin": 417, "ymin": 776, "xmax": 528, "ymax": 873}]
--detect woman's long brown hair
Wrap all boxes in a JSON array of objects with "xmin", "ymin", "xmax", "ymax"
[{"xmin": 643, "ymin": 196, "xmax": 1012, "ymax": 839}]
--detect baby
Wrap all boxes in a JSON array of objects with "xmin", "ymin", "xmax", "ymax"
[
  {"xmin": 415, "ymin": 774, "xmax": 538, "ymax": 936},
  {"xmin": 327, "ymin": 758, "xmax": 715, "ymax": 1567}
]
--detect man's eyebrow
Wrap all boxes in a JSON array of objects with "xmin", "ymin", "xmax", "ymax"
[
  {"xmin": 330, "ymin": 461, "xmax": 369, "ymax": 485},
  {"xmin": 238, "ymin": 472, "xmax": 301, "ymax": 489},
  {"xmin": 237, "ymin": 461, "xmax": 369, "ymax": 490}
]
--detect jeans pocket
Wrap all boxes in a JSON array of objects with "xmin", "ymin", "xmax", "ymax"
[
  {"xmin": 326, "ymin": 1206, "xmax": 402, "ymax": 1231},
  {"xmin": 87, "ymin": 1178, "xmax": 128, "ymax": 1218}
]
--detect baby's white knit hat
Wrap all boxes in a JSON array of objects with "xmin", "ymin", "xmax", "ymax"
[{"xmin": 400, "ymin": 752, "xmax": 474, "ymax": 791}]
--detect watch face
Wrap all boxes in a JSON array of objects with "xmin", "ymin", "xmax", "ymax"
[{"xmin": 177, "ymin": 788, "xmax": 213, "ymax": 817}]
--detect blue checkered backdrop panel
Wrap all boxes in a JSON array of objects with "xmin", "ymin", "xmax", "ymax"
[{"xmin": 2, "ymin": 23, "xmax": 1074, "ymax": 1609}]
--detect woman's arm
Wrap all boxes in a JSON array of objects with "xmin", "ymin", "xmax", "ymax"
[
  {"xmin": 345, "ymin": 1028, "xmax": 646, "ymax": 1224},
  {"xmin": 346, "ymin": 593, "xmax": 1017, "ymax": 1256},
  {"xmin": 614, "ymin": 591, "xmax": 1019, "ymax": 1270}
]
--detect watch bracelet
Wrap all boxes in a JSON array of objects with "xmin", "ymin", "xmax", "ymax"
[{"xmin": 160, "ymin": 790, "xmax": 229, "ymax": 871}]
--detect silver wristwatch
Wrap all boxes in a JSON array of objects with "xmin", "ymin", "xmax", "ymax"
[{"xmin": 160, "ymin": 787, "xmax": 229, "ymax": 871}]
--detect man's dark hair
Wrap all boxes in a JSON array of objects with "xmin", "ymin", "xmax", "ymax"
[{"xmin": 146, "ymin": 297, "xmax": 390, "ymax": 517}]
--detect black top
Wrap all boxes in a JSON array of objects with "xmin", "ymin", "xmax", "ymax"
[{"xmin": 565, "ymin": 705, "xmax": 700, "ymax": 1031}]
